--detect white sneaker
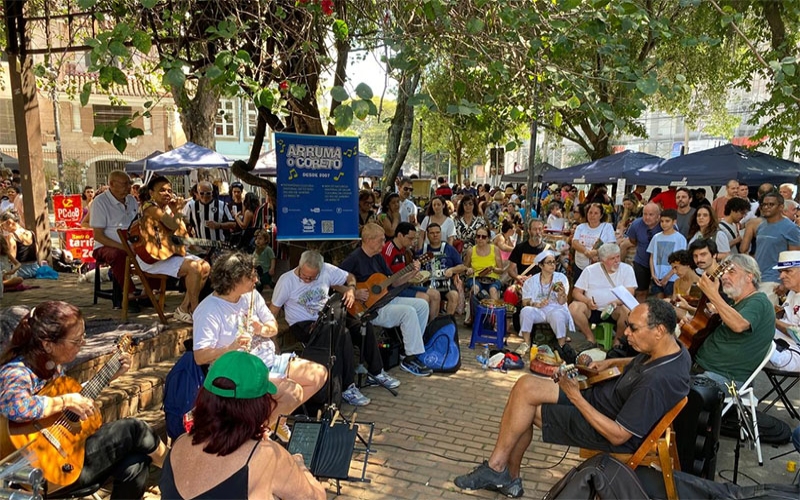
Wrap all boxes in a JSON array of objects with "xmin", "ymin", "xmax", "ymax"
[
  {"xmin": 342, "ymin": 383, "xmax": 371, "ymax": 406},
  {"xmin": 366, "ymin": 370, "xmax": 401, "ymax": 389},
  {"xmin": 174, "ymin": 307, "xmax": 193, "ymax": 324}
]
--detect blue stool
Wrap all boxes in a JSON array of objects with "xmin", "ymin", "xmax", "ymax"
[{"xmin": 470, "ymin": 303, "xmax": 506, "ymax": 350}]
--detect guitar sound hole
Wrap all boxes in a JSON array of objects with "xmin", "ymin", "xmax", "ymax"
[
  {"xmin": 64, "ymin": 410, "xmax": 80, "ymax": 423},
  {"xmin": 62, "ymin": 464, "xmax": 74, "ymax": 473},
  {"xmin": 371, "ymin": 285, "xmax": 382, "ymax": 294}
]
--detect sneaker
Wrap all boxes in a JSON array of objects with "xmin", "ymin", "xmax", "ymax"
[
  {"xmin": 341, "ymin": 384, "xmax": 371, "ymax": 406},
  {"xmin": 274, "ymin": 422, "xmax": 291, "ymax": 444},
  {"xmin": 174, "ymin": 307, "xmax": 193, "ymax": 324},
  {"xmin": 454, "ymin": 460, "xmax": 513, "ymax": 491},
  {"xmin": 498, "ymin": 477, "xmax": 524, "ymax": 498},
  {"xmin": 400, "ymin": 355, "xmax": 433, "ymax": 377},
  {"xmin": 515, "ymin": 342, "xmax": 530, "ymax": 357},
  {"xmin": 365, "ymin": 370, "xmax": 401, "ymax": 389}
]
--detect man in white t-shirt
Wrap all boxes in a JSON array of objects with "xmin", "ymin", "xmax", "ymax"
[
  {"xmin": 398, "ymin": 179, "xmax": 418, "ymax": 224},
  {"xmin": 769, "ymin": 251, "xmax": 800, "ymax": 372},
  {"xmin": 269, "ymin": 250, "xmax": 399, "ymax": 407},
  {"xmin": 90, "ymin": 170, "xmax": 139, "ymax": 301},
  {"xmin": 568, "ymin": 243, "xmax": 637, "ymax": 346}
]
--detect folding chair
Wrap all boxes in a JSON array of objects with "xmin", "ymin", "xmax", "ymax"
[
  {"xmin": 116, "ymin": 228, "xmax": 170, "ymax": 324},
  {"xmin": 720, "ymin": 342, "xmax": 776, "ymax": 466},
  {"xmin": 580, "ymin": 396, "xmax": 688, "ymax": 500},
  {"xmin": 759, "ymin": 366, "xmax": 800, "ymax": 421}
]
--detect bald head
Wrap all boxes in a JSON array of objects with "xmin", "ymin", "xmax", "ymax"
[{"xmin": 642, "ymin": 202, "xmax": 661, "ymax": 227}]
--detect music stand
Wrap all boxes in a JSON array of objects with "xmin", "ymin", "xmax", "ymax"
[
  {"xmin": 351, "ymin": 283, "xmax": 411, "ymax": 397},
  {"xmin": 727, "ymin": 381, "xmax": 757, "ymax": 485}
]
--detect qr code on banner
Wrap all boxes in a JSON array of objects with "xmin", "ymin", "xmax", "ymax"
[{"xmin": 322, "ymin": 220, "xmax": 334, "ymax": 233}]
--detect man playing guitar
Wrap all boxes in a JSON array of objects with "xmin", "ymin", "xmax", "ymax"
[
  {"xmin": 692, "ymin": 253, "xmax": 775, "ymax": 388},
  {"xmin": 0, "ymin": 301, "xmax": 168, "ymax": 497},
  {"xmin": 340, "ymin": 223, "xmax": 433, "ymax": 377},
  {"xmin": 136, "ymin": 176, "xmax": 211, "ymax": 323},
  {"xmin": 454, "ymin": 299, "xmax": 690, "ymax": 498},
  {"xmin": 383, "ymin": 222, "xmax": 440, "ymax": 323}
]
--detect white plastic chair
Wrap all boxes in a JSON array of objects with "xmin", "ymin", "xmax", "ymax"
[{"xmin": 720, "ymin": 341, "xmax": 776, "ymax": 466}]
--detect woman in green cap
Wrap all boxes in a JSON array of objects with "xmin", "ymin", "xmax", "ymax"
[{"xmin": 160, "ymin": 350, "xmax": 326, "ymax": 499}]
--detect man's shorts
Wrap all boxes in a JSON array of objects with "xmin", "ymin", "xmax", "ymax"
[
  {"xmin": 632, "ymin": 261, "xmax": 651, "ymax": 292},
  {"xmin": 398, "ymin": 285, "xmax": 429, "ymax": 298},
  {"xmin": 649, "ymin": 281, "xmax": 675, "ymax": 296},
  {"xmin": 540, "ymin": 390, "xmax": 639, "ymax": 453},
  {"xmin": 466, "ymin": 278, "xmax": 502, "ymax": 294}
]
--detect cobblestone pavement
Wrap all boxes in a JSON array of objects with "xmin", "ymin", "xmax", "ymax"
[{"xmin": 5, "ymin": 274, "xmax": 799, "ymax": 499}]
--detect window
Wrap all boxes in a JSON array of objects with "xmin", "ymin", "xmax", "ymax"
[
  {"xmin": 215, "ymin": 99, "xmax": 236, "ymax": 137},
  {"xmin": 245, "ymin": 101, "xmax": 259, "ymax": 139},
  {"xmin": 93, "ymin": 105, "xmax": 132, "ymax": 128},
  {"xmin": 0, "ymin": 100, "xmax": 15, "ymax": 144}
]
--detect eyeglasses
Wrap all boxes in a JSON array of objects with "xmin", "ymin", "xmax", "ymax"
[
  {"xmin": 541, "ymin": 260, "xmax": 556, "ymax": 265},
  {"xmin": 475, "ymin": 234, "xmax": 489, "ymax": 239},
  {"xmin": 761, "ymin": 202, "xmax": 779, "ymax": 208},
  {"xmin": 199, "ymin": 191, "xmax": 213, "ymax": 196},
  {"xmin": 62, "ymin": 333, "xmax": 86, "ymax": 346},
  {"xmin": 403, "ymin": 187, "xmax": 414, "ymax": 192}
]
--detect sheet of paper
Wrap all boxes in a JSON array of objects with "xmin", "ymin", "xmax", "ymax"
[{"xmin": 611, "ymin": 285, "xmax": 639, "ymax": 312}]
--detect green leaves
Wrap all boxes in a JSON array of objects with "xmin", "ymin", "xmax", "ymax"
[
  {"xmin": 332, "ymin": 19, "xmax": 349, "ymax": 41},
  {"xmin": 334, "ymin": 104, "xmax": 354, "ymax": 131},
  {"xmin": 331, "ymin": 86, "xmax": 350, "ymax": 102},
  {"xmin": 80, "ymin": 83, "xmax": 93, "ymax": 107},
  {"xmin": 99, "ymin": 66, "xmax": 128, "ymax": 87},
  {"xmin": 635, "ymin": 75, "xmax": 659, "ymax": 95},
  {"xmin": 164, "ymin": 68, "xmax": 185, "ymax": 89},
  {"xmin": 355, "ymin": 83, "xmax": 373, "ymax": 100}
]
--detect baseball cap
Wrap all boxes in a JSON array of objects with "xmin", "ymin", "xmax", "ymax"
[
  {"xmin": 131, "ymin": 178, "xmax": 144, "ymax": 187},
  {"xmin": 230, "ymin": 181, "xmax": 244, "ymax": 190},
  {"xmin": 203, "ymin": 351, "xmax": 277, "ymax": 399}
]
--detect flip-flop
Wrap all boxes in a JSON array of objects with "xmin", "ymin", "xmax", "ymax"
[{"xmin": 565, "ymin": 336, "xmax": 572, "ymax": 343}]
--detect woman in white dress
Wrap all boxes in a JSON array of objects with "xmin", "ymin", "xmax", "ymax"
[{"xmin": 517, "ymin": 250, "xmax": 574, "ymax": 355}]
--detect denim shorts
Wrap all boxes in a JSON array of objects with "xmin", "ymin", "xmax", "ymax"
[{"xmin": 466, "ymin": 278, "xmax": 502, "ymax": 293}]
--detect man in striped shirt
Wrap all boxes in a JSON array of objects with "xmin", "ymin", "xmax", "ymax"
[{"xmin": 184, "ymin": 181, "xmax": 236, "ymax": 242}]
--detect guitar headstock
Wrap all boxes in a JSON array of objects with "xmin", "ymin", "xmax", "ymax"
[
  {"xmin": 418, "ymin": 252, "xmax": 433, "ymax": 266},
  {"xmin": 712, "ymin": 261, "xmax": 735, "ymax": 280},
  {"xmin": 116, "ymin": 334, "xmax": 135, "ymax": 354}
]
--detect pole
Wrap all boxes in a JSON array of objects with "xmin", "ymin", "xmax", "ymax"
[
  {"xmin": 51, "ymin": 85, "xmax": 64, "ymax": 191},
  {"xmin": 526, "ymin": 81, "xmax": 539, "ymax": 226},
  {"xmin": 418, "ymin": 119, "xmax": 423, "ymax": 177}
]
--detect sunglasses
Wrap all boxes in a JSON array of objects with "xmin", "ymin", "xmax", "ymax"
[
  {"xmin": 475, "ymin": 234, "xmax": 489, "ymax": 239},
  {"xmin": 403, "ymin": 187, "xmax": 414, "ymax": 192}
]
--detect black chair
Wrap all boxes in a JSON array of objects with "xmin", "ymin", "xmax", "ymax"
[
  {"xmin": 759, "ymin": 366, "xmax": 800, "ymax": 421},
  {"xmin": 92, "ymin": 259, "xmax": 121, "ymax": 308}
]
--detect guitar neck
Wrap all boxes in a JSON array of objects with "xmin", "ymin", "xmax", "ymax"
[
  {"xmin": 79, "ymin": 352, "xmax": 122, "ymax": 400},
  {"xmin": 383, "ymin": 264, "xmax": 417, "ymax": 288}
]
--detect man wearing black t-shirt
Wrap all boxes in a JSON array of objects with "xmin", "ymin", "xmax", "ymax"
[
  {"xmin": 455, "ymin": 299, "xmax": 690, "ymax": 498},
  {"xmin": 508, "ymin": 218, "xmax": 547, "ymax": 333},
  {"xmin": 340, "ymin": 222, "xmax": 433, "ymax": 377}
]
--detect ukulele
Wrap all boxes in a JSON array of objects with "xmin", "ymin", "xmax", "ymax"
[
  {"xmin": 348, "ymin": 253, "xmax": 433, "ymax": 316},
  {"xmin": 0, "ymin": 335, "xmax": 134, "ymax": 489},
  {"xmin": 553, "ymin": 363, "xmax": 622, "ymax": 389},
  {"xmin": 128, "ymin": 218, "xmax": 227, "ymax": 264},
  {"xmin": 678, "ymin": 261, "xmax": 733, "ymax": 354}
]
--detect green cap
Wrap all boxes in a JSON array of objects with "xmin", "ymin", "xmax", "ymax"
[{"xmin": 203, "ymin": 351, "xmax": 277, "ymax": 399}]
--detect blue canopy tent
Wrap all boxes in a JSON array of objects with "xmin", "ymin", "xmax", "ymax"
[
  {"xmin": 500, "ymin": 162, "xmax": 556, "ymax": 183},
  {"xmin": 543, "ymin": 150, "xmax": 664, "ymax": 185},
  {"xmin": 629, "ymin": 144, "xmax": 800, "ymax": 186},
  {"xmin": 141, "ymin": 142, "xmax": 231, "ymax": 174},
  {"xmin": 124, "ymin": 150, "xmax": 164, "ymax": 174},
  {"xmin": 252, "ymin": 149, "xmax": 384, "ymax": 177}
]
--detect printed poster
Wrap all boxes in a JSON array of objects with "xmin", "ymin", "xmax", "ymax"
[{"xmin": 275, "ymin": 132, "xmax": 359, "ymax": 241}]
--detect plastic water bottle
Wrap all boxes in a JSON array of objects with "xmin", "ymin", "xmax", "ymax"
[{"xmin": 478, "ymin": 345, "xmax": 490, "ymax": 369}]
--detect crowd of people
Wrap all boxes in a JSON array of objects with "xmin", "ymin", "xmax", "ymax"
[{"xmin": 2, "ymin": 173, "xmax": 800, "ymax": 499}]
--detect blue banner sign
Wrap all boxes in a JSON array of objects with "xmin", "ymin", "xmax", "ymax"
[{"xmin": 275, "ymin": 132, "xmax": 359, "ymax": 240}]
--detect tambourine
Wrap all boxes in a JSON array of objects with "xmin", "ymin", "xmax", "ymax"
[
  {"xmin": 409, "ymin": 270, "xmax": 431, "ymax": 285},
  {"xmin": 480, "ymin": 298, "xmax": 516, "ymax": 313}
]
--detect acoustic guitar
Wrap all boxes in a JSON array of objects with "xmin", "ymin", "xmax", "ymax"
[
  {"xmin": 128, "ymin": 218, "xmax": 227, "ymax": 264},
  {"xmin": 678, "ymin": 261, "xmax": 733, "ymax": 354},
  {"xmin": 348, "ymin": 253, "xmax": 433, "ymax": 316},
  {"xmin": 555, "ymin": 363, "xmax": 622, "ymax": 390},
  {"xmin": 0, "ymin": 335, "xmax": 134, "ymax": 489}
]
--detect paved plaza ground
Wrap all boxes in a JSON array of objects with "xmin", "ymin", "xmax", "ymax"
[{"xmin": 4, "ymin": 272, "xmax": 800, "ymax": 499}]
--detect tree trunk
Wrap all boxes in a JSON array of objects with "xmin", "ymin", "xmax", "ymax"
[
  {"xmin": 171, "ymin": 76, "xmax": 220, "ymax": 148},
  {"xmin": 384, "ymin": 70, "xmax": 420, "ymax": 185}
]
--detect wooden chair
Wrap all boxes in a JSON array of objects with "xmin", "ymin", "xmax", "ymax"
[
  {"xmin": 116, "ymin": 228, "xmax": 170, "ymax": 324},
  {"xmin": 580, "ymin": 396, "xmax": 688, "ymax": 500}
]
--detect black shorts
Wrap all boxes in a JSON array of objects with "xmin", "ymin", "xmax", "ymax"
[
  {"xmin": 632, "ymin": 261, "xmax": 651, "ymax": 292},
  {"xmin": 540, "ymin": 390, "xmax": 639, "ymax": 453}
]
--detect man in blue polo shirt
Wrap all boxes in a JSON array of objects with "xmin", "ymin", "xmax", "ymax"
[{"xmin": 620, "ymin": 203, "xmax": 662, "ymax": 302}]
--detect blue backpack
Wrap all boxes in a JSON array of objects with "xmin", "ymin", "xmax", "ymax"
[
  {"xmin": 420, "ymin": 315, "xmax": 461, "ymax": 373},
  {"xmin": 163, "ymin": 351, "xmax": 205, "ymax": 440}
]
